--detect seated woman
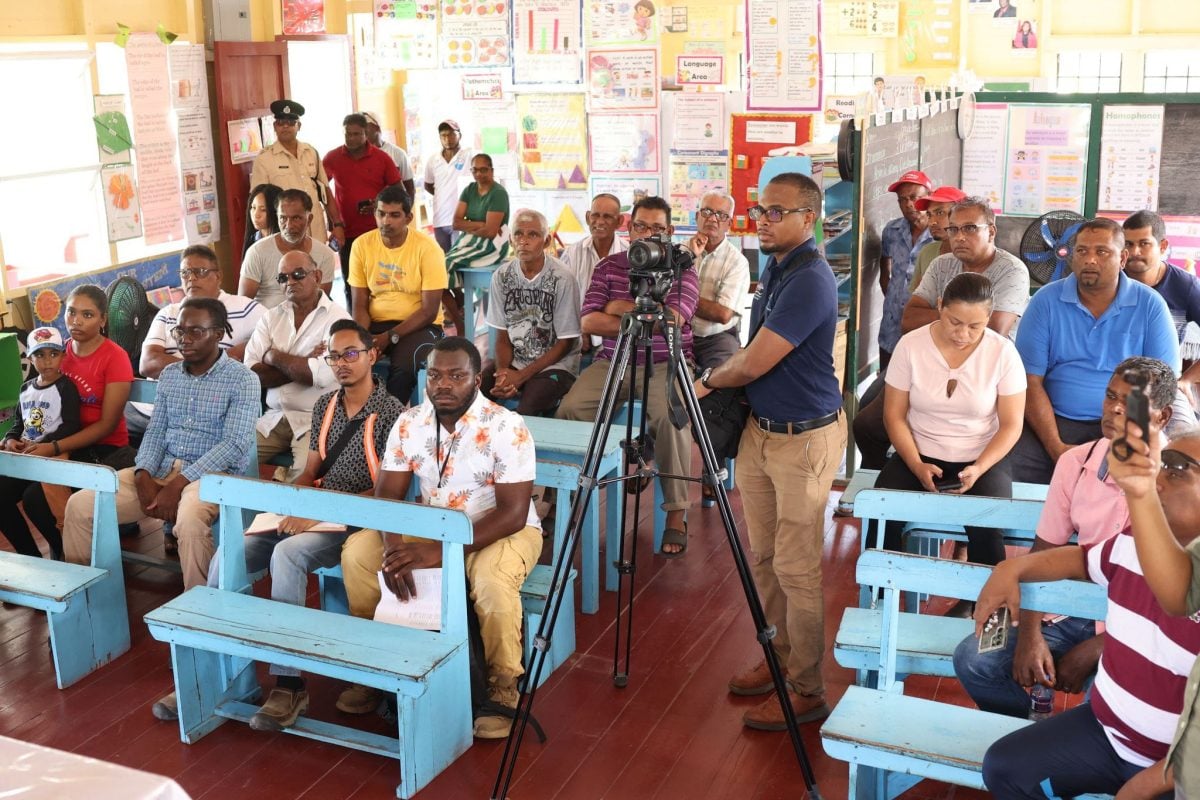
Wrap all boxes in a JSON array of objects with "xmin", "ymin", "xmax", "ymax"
[
  {"xmin": 442, "ymin": 153, "xmax": 510, "ymax": 335},
  {"xmin": 876, "ymin": 272, "xmax": 1026, "ymax": 577},
  {"xmin": 16, "ymin": 285, "xmax": 135, "ymax": 556},
  {"xmin": 242, "ymin": 182, "xmax": 282, "ymax": 258}
]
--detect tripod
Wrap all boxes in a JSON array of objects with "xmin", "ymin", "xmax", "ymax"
[{"xmin": 491, "ymin": 279, "xmax": 824, "ymax": 799}]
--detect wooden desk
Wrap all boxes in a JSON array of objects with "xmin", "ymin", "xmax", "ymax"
[{"xmin": 0, "ymin": 735, "xmax": 192, "ymax": 799}]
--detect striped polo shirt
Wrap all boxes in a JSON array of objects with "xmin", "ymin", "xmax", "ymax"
[{"xmin": 1086, "ymin": 531, "xmax": 1200, "ymax": 766}]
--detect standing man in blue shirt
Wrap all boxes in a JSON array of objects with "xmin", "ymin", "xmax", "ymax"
[
  {"xmin": 694, "ymin": 172, "xmax": 846, "ymax": 731},
  {"xmin": 877, "ymin": 170, "xmax": 933, "ymax": 369},
  {"xmin": 1011, "ymin": 217, "xmax": 1180, "ymax": 483}
]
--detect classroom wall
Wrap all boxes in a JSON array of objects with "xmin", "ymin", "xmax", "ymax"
[{"xmin": 0, "ymin": 0, "xmax": 201, "ymax": 39}]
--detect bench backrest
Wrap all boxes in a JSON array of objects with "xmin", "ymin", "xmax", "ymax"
[
  {"xmin": 0, "ymin": 452, "xmax": 122, "ymax": 573},
  {"xmin": 857, "ymin": 549, "xmax": 1107, "ymax": 691},
  {"xmin": 199, "ymin": 474, "xmax": 473, "ymax": 639},
  {"xmin": 855, "ymin": 488, "xmax": 1045, "ymax": 550}
]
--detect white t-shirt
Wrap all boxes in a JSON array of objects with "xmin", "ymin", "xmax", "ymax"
[
  {"xmin": 240, "ymin": 236, "xmax": 338, "ymax": 309},
  {"xmin": 885, "ymin": 324, "xmax": 1027, "ymax": 463},
  {"xmin": 422, "ymin": 147, "xmax": 473, "ymax": 227},
  {"xmin": 378, "ymin": 140, "xmax": 414, "ymax": 181},
  {"xmin": 142, "ymin": 290, "xmax": 266, "ymax": 363}
]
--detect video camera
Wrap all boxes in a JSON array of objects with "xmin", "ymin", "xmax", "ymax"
[{"xmin": 627, "ymin": 233, "xmax": 695, "ymax": 305}]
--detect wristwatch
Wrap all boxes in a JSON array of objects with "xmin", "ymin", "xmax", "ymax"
[
  {"xmin": 700, "ymin": 367, "xmax": 714, "ymax": 389},
  {"xmin": 390, "ymin": 330, "xmax": 401, "ymax": 346}
]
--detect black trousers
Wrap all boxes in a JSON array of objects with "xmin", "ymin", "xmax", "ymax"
[
  {"xmin": 369, "ymin": 321, "xmax": 443, "ymax": 402},
  {"xmin": 0, "ymin": 475, "xmax": 61, "ymax": 558},
  {"xmin": 873, "ymin": 451, "xmax": 1013, "ymax": 565}
]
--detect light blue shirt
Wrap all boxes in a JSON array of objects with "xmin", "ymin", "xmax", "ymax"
[
  {"xmin": 879, "ymin": 216, "xmax": 933, "ymax": 353},
  {"xmin": 1016, "ymin": 272, "xmax": 1180, "ymax": 421},
  {"xmin": 135, "ymin": 353, "xmax": 260, "ymax": 482}
]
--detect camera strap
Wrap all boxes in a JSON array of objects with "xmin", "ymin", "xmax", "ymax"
[{"xmin": 749, "ymin": 248, "xmax": 823, "ymax": 344}]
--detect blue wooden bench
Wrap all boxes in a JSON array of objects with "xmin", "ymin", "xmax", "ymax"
[
  {"xmin": 821, "ymin": 549, "xmax": 1111, "ymax": 800},
  {"xmin": 0, "ymin": 452, "xmax": 130, "ymax": 688},
  {"xmin": 144, "ymin": 475, "xmax": 475, "ymax": 799}
]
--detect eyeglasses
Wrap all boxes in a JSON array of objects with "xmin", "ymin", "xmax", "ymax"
[
  {"xmin": 275, "ymin": 268, "xmax": 313, "ymax": 285},
  {"xmin": 170, "ymin": 326, "xmax": 221, "ymax": 342},
  {"xmin": 747, "ymin": 205, "xmax": 812, "ymax": 223},
  {"xmin": 946, "ymin": 378, "xmax": 958, "ymax": 399},
  {"xmin": 630, "ymin": 220, "xmax": 669, "ymax": 235},
  {"xmin": 698, "ymin": 207, "xmax": 732, "ymax": 221},
  {"xmin": 180, "ymin": 267, "xmax": 218, "ymax": 279},
  {"xmin": 323, "ymin": 348, "xmax": 367, "ymax": 365},
  {"xmin": 1161, "ymin": 448, "xmax": 1200, "ymax": 477},
  {"xmin": 944, "ymin": 224, "xmax": 988, "ymax": 237}
]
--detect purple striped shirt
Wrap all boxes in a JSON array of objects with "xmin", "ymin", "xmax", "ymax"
[
  {"xmin": 581, "ymin": 251, "xmax": 699, "ymax": 364},
  {"xmin": 1086, "ymin": 532, "xmax": 1200, "ymax": 766}
]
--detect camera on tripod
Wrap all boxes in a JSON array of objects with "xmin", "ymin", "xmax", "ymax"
[{"xmin": 628, "ymin": 233, "xmax": 695, "ymax": 304}]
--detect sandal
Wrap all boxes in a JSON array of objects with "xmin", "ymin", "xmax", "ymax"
[
  {"xmin": 701, "ymin": 485, "xmax": 716, "ymax": 509},
  {"xmin": 660, "ymin": 523, "xmax": 688, "ymax": 559}
]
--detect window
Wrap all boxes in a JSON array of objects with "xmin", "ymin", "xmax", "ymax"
[
  {"xmin": 824, "ymin": 52, "xmax": 880, "ymax": 97},
  {"xmin": 1144, "ymin": 50, "xmax": 1200, "ymax": 93},
  {"xmin": 1056, "ymin": 51, "xmax": 1122, "ymax": 93}
]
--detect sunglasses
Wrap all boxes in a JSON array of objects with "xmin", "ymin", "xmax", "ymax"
[
  {"xmin": 323, "ymin": 348, "xmax": 367, "ymax": 365},
  {"xmin": 1161, "ymin": 448, "xmax": 1200, "ymax": 476},
  {"xmin": 276, "ymin": 269, "xmax": 313, "ymax": 285}
]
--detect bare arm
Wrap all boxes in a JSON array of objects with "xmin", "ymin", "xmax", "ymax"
[
  {"xmin": 971, "ymin": 391, "xmax": 1025, "ymax": 475},
  {"xmin": 140, "ymin": 345, "xmax": 182, "ymax": 380},
  {"xmin": 1024, "ymin": 374, "xmax": 1069, "ymax": 461},
  {"xmin": 238, "ymin": 276, "xmax": 261, "ymax": 300},
  {"xmin": 450, "ymin": 201, "xmax": 472, "ymax": 233},
  {"xmin": 423, "ymin": 181, "xmax": 436, "ymax": 196},
  {"xmin": 50, "ymin": 380, "xmax": 131, "ymax": 453},
  {"xmin": 879, "ymin": 256, "xmax": 893, "ymax": 294},
  {"xmin": 510, "ymin": 336, "xmax": 576, "ymax": 388},
  {"xmin": 351, "ymin": 287, "xmax": 373, "ymax": 330},
  {"xmin": 402, "ymin": 179, "xmax": 415, "ymax": 200},
  {"xmin": 695, "ymin": 297, "xmax": 736, "ymax": 324},
  {"xmin": 900, "ymin": 295, "xmax": 939, "ymax": 335},
  {"xmin": 581, "ymin": 309, "xmax": 622, "ymax": 339},
  {"xmin": 988, "ymin": 310, "xmax": 1019, "ymax": 337},
  {"xmin": 702, "ymin": 326, "xmax": 793, "ymax": 389}
]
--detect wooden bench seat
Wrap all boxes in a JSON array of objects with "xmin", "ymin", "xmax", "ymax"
[{"xmin": 833, "ymin": 607, "xmax": 972, "ymax": 680}]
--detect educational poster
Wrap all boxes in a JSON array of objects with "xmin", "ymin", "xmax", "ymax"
[
  {"xmin": 728, "ymin": 113, "xmax": 814, "ymax": 232},
  {"xmin": 374, "ymin": 1, "xmax": 438, "ymax": 68},
  {"xmin": 961, "ymin": 102, "xmax": 1009, "ymax": 212},
  {"xmin": 282, "ymin": 0, "xmax": 326, "ymax": 34},
  {"xmin": 746, "ymin": 0, "xmax": 821, "ymax": 111},
  {"xmin": 177, "ymin": 111, "xmax": 219, "ymax": 244},
  {"xmin": 461, "ymin": 73, "xmax": 504, "ymax": 100},
  {"xmin": 588, "ymin": 175, "xmax": 661, "ymax": 211},
  {"xmin": 587, "ymin": 0, "xmax": 658, "ymax": 46},
  {"xmin": 588, "ymin": 113, "xmax": 659, "ymax": 173},
  {"xmin": 167, "ymin": 45, "xmax": 207, "ymax": 109},
  {"xmin": 1002, "ymin": 104, "xmax": 1090, "ymax": 216},
  {"xmin": 101, "ymin": 164, "xmax": 141, "ymax": 241},
  {"xmin": 834, "ymin": 0, "xmax": 899, "ymax": 36},
  {"xmin": 227, "ymin": 118, "xmax": 263, "ymax": 164},
  {"xmin": 676, "ymin": 55, "xmax": 723, "ymax": 85},
  {"xmin": 1162, "ymin": 215, "xmax": 1200, "ymax": 272},
  {"xmin": 1099, "ymin": 105, "xmax": 1164, "ymax": 213},
  {"xmin": 440, "ymin": 0, "xmax": 510, "ymax": 67},
  {"xmin": 667, "ymin": 155, "xmax": 729, "ymax": 229},
  {"xmin": 515, "ymin": 93, "xmax": 589, "ymax": 189},
  {"xmin": 897, "ymin": 0, "xmax": 959, "ymax": 70},
  {"xmin": 93, "ymin": 95, "xmax": 132, "ymax": 165},
  {"xmin": 512, "ymin": 0, "xmax": 583, "ymax": 84},
  {"xmin": 125, "ymin": 33, "xmax": 184, "ymax": 245},
  {"xmin": 673, "ymin": 93, "xmax": 725, "ymax": 152},
  {"xmin": 587, "ymin": 48, "xmax": 658, "ymax": 111},
  {"xmin": 351, "ymin": 14, "xmax": 391, "ymax": 88}
]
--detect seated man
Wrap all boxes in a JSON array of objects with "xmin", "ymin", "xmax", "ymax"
[
  {"xmin": 978, "ymin": 427, "xmax": 1200, "ymax": 799},
  {"xmin": 482, "ymin": 208, "xmax": 581, "ymax": 416},
  {"xmin": 338, "ymin": 338, "xmax": 542, "ymax": 738},
  {"xmin": 349, "ymin": 184, "xmax": 447, "ymax": 402},
  {"xmin": 209, "ymin": 319, "xmax": 404, "ymax": 732},
  {"xmin": 688, "ymin": 189, "xmax": 751, "ymax": 371},
  {"xmin": 907, "ymin": 185, "xmax": 967, "ymax": 292},
  {"xmin": 953, "ymin": 357, "xmax": 1176, "ymax": 718},
  {"xmin": 245, "ymin": 251, "xmax": 350, "ymax": 480},
  {"xmin": 561, "ymin": 193, "xmax": 627, "ymax": 359},
  {"xmin": 557, "ymin": 196, "xmax": 698, "ymax": 557},
  {"xmin": 1011, "ymin": 217, "xmax": 1180, "ymax": 483},
  {"xmin": 239, "ymin": 188, "xmax": 336, "ymax": 308},
  {"xmin": 61, "ymin": 298, "xmax": 259, "ymax": 719}
]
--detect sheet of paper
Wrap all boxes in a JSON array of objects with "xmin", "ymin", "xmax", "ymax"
[
  {"xmin": 373, "ymin": 569, "xmax": 442, "ymax": 631},
  {"xmin": 244, "ymin": 512, "xmax": 347, "ymax": 535}
]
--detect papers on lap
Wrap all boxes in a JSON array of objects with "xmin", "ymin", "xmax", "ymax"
[
  {"xmin": 373, "ymin": 569, "xmax": 442, "ymax": 631},
  {"xmin": 244, "ymin": 512, "xmax": 347, "ymax": 535}
]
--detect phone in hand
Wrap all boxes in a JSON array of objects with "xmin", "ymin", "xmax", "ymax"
[
  {"xmin": 934, "ymin": 477, "xmax": 964, "ymax": 492},
  {"xmin": 978, "ymin": 606, "xmax": 1010, "ymax": 654}
]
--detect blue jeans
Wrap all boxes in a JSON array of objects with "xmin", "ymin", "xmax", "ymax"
[
  {"xmin": 953, "ymin": 616, "xmax": 1096, "ymax": 718},
  {"xmin": 208, "ymin": 530, "xmax": 350, "ymax": 677},
  {"xmin": 983, "ymin": 702, "xmax": 1171, "ymax": 798}
]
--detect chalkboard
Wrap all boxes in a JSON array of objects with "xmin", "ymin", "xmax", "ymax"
[
  {"xmin": 856, "ymin": 118, "xmax": 921, "ymax": 370},
  {"xmin": 918, "ymin": 107, "xmax": 962, "ymax": 190},
  {"xmin": 1158, "ymin": 104, "xmax": 1200, "ymax": 216}
]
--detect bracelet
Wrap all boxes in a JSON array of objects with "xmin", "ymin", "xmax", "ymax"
[{"xmin": 52, "ymin": 441, "xmax": 60, "ymax": 456}]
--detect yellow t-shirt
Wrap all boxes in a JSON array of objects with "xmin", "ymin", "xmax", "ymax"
[{"xmin": 349, "ymin": 229, "xmax": 448, "ymax": 325}]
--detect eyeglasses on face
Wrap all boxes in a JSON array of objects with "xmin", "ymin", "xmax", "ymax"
[
  {"xmin": 180, "ymin": 267, "xmax": 218, "ymax": 279},
  {"xmin": 170, "ymin": 326, "xmax": 221, "ymax": 342},
  {"xmin": 944, "ymin": 224, "xmax": 987, "ymax": 237},
  {"xmin": 698, "ymin": 207, "xmax": 732, "ymax": 221},
  {"xmin": 630, "ymin": 220, "xmax": 669, "ymax": 235},
  {"xmin": 747, "ymin": 205, "xmax": 812, "ymax": 223},
  {"xmin": 323, "ymin": 348, "xmax": 367, "ymax": 365},
  {"xmin": 1161, "ymin": 448, "xmax": 1200, "ymax": 477},
  {"xmin": 276, "ymin": 268, "xmax": 313, "ymax": 285}
]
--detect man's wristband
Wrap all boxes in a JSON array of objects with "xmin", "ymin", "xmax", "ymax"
[{"xmin": 52, "ymin": 441, "xmax": 61, "ymax": 456}]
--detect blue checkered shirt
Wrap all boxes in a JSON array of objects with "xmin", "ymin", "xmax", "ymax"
[{"xmin": 135, "ymin": 353, "xmax": 260, "ymax": 482}]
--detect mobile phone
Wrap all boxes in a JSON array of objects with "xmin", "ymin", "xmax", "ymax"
[
  {"xmin": 978, "ymin": 607, "xmax": 1010, "ymax": 654},
  {"xmin": 935, "ymin": 478, "xmax": 963, "ymax": 492}
]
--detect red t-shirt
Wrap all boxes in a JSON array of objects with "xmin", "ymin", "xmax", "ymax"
[
  {"xmin": 322, "ymin": 144, "xmax": 404, "ymax": 239},
  {"xmin": 61, "ymin": 337, "xmax": 133, "ymax": 447}
]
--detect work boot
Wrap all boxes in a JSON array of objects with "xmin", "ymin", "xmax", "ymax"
[
  {"xmin": 249, "ymin": 687, "xmax": 309, "ymax": 732},
  {"xmin": 337, "ymin": 683, "xmax": 384, "ymax": 715},
  {"xmin": 473, "ymin": 676, "xmax": 519, "ymax": 739},
  {"xmin": 728, "ymin": 659, "xmax": 786, "ymax": 696},
  {"xmin": 151, "ymin": 691, "xmax": 178, "ymax": 721},
  {"xmin": 742, "ymin": 690, "xmax": 830, "ymax": 731}
]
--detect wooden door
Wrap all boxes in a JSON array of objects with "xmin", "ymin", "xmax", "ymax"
[{"xmin": 212, "ymin": 41, "xmax": 289, "ymax": 281}]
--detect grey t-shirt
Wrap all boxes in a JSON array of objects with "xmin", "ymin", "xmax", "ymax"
[
  {"xmin": 241, "ymin": 235, "xmax": 338, "ymax": 308},
  {"xmin": 486, "ymin": 255, "xmax": 582, "ymax": 375},
  {"xmin": 913, "ymin": 247, "xmax": 1030, "ymax": 339}
]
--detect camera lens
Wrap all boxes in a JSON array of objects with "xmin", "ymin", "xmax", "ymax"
[{"xmin": 629, "ymin": 238, "xmax": 667, "ymax": 270}]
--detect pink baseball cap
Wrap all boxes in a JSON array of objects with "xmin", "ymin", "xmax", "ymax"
[
  {"xmin": 438, "ymin": 119, "xmax": 461, "ymax": 133},
  {"xmin": 915, "ymin": 186, "xmax": 968, "ymax": 210},
  {"xmin": 888, "ymin": 170, "xmax": 933, "ymax": 192}
]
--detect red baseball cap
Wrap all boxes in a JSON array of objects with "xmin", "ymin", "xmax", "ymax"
[
  {"xmin": 887, "ymin": 170, "xmax": 933, "ymax": 192},
  {"xmin": 915, "ymin": 186, "xmax": 968, "ymax": 210}
]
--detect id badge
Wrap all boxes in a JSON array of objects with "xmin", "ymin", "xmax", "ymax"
[{"xmin": 426, "ymin": 487, "xmax": 448, "ymax": 508}]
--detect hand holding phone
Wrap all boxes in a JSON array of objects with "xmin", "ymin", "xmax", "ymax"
[
  {"xmin": 978, "ymin": 607, "xmax": 1010, "ymax": 653},
  {"xmin": 934, "ymin": 477, "xmax": 963, "ymax": 492}
]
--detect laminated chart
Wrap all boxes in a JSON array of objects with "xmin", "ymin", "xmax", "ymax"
[
  {"xmin": 374, "ymin": 0, "xmax": 438, "ymax": 68},
  {"xmin": 441, "ymin": 0, "xmax": 511, "ymax": 67},
  {"xmin": 516, "ymin": 93, "xmax": 589, "ymax": 189}
]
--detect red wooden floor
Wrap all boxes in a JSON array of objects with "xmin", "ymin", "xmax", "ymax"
[{"xmin": 1, "ymin": 482, "xmax": 990, "ymax": 799}]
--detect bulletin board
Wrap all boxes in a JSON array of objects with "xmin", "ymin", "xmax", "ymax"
[{"xmin": 727, "ymin": 112, "xmax": 814, "ymax": 233}]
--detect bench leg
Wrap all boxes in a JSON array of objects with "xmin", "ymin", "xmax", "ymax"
[
  {"xmin": 47, "ymin": 597, "xmax": 99, "ymax": 689},
  {"xmin": 523, "ymin": 576, "xmax": 577, "ymax": 688},
  {"xmin": 171, "ymin": 644, "xmax": 254, "ymax": 743},
  {"xmin": 319, "ymin": 569, "xmax": 349, "ymax": 615},
  {"xmin": 394, "ymin": 648, "xmax": 472, "ymax": 799}
]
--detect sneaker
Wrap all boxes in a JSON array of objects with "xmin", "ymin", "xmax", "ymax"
[
  {"xmin": 742, "ymin": 690, "xmax": 831, "ymax": 731},
  {"xmin": 337, "ymin": 683, "xmax": 384, "ymax": 715},
  {"xmin": 249, "ymin": 687, "xmax": 309, "ymax": 732},
  {"xmin": 152, "ymin": 692, "xmax": 178, "ymax": 721},
  {"xmin": 473, "ymin": 677, "xmax": 519, "ymax": 739},
  {"xmin": 728, "ymin": 659, "xmax": 786, "ymax": 697}
]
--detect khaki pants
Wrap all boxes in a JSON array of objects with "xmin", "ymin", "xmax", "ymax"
[
  {"xmin": 557, "ymin": 359, "xmax": 693, "ymax": 511},
  {"xmin": 737, "ymin": 412, "xmax": 846, "ymax": 697},
  {"xmin": 63, "ymin": 465, "xmax": 219, "ymax": 590},
  {"xmin": 341, "ymin": 525, "xmax": 542, "ymax": 682},
  {"xmin": 256, "ymin": 418, "xmax": 310, "ymax": 483}
]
